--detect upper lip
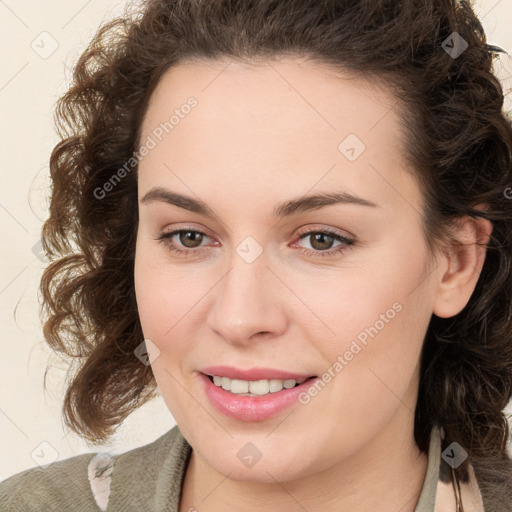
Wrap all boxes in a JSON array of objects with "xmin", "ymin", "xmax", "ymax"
[{"xmin": 200, "ymin": 365, "xmax": 316, "ymax": 381}]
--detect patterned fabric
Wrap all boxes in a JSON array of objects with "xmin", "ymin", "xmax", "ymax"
[
  {"xmin": 87, "ymin": 453, "xmax": 115, "ymax": 511},
  {"xmin": 435, "ymin": 427, "xmax": 485, "ymax": 512}
]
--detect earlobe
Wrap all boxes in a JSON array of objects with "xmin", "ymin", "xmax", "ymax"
[{"xmin": 432, "ymin": 212, "xmax": 493, "ymax": 319}]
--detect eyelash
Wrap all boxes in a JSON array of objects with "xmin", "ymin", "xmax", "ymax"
[{"xmin": 156, "ymin": 226, "xmax": 354, "ymax": 259}]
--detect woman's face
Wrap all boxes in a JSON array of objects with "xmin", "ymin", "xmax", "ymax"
[{"xmin": 134, "ymin": 57, "xmax": 442, "ymax": 482}]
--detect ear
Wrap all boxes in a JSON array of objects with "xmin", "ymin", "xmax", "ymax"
[{"xmin": 432, "ymin": 205, "xmax": 493, "ymax": 319}]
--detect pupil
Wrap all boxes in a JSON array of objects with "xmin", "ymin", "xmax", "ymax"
[
  {"xmin": 312, "ymin": 233, "xmax": 332, "ymax": 250},
  {"xmin": 181, "ymin": 231, "xmax": 202, "ymax": 247}
]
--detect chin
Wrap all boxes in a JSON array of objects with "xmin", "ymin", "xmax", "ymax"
[{"xmin": 196, "ymin": 439, "xmax": 317, "ymax": 484}]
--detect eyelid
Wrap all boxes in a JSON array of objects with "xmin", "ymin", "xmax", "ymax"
[
  {"xmin": 159, "ymin": 223, "xmax": 215, "ymax": 239},
  {"xmin": 160, "ymin": 224, "xmax": 351, "ymax": 242},
  {"xmin": 156, "ymin": 222, "xmax": 355, "ymax": 259},
  {"xmin": 294, "ymin": 224, "xmax": 354, "ymax": 240},
  {"xmin": 159, "ymin": 223, "xmax": 353, "ymax": 240},
  {"xmin": 291, "ymin": 227, "xmax": 355, "ymax": 258}
]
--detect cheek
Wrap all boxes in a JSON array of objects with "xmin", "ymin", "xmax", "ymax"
[
  {"xmin": 134, "ymin": 245, "xmax": 161, "ymax": 338},
  {"xmin": 134, "ymin": 239, "xmax": 194, "ymax": 340},
  {"xmin": 133, "ymin": 239, "xmax": 210, "ymax": 382},
  {"xmin": 311, "ymin": 248, "xmax": 431, "ymax": 417},
  {"xmin": 134, "ymin": 247, "xmax": 197, "ymax": 418},
  {"xmin": 290, "ymin": 252, "xmax": 423, "ymax": 358}
]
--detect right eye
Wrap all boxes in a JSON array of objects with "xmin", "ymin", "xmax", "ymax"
[{"xmin": 156, "ymin": 228, "xmax": 214, "ymax": 256}]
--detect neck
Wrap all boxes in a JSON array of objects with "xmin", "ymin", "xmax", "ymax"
[{"xmin": 179, "ymin": 405, "xmax": 429, "ymax": 512}]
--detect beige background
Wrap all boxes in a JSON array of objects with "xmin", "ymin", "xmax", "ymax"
[{"xmin": 1, "ymin": 0, "xmax": 512, "ymax": 480}]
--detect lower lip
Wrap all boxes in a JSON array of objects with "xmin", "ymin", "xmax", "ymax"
[{"xmin": 199, "ymin": 373, "xmax": 318, "ymax": 422}]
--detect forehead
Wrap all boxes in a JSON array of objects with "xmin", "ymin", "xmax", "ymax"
[
  {"xmin": 138, "ymin": 57, "xmax": 421, "ymax": 216},
  {"xmin": 141, "ymin": 56, "xmax": 400, "ymax": 140}
]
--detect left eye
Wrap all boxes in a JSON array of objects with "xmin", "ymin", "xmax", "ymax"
[
  {"xmin": 156, "ymin": 228, "xmax": 354, "ymax": 258},
  {"xmin": 293, "ymin": 229, "xmax": 354, "ymax": 258},
  {"xmin": 296, "ymin": 230, "xmax": 352, "ymax": 252}
]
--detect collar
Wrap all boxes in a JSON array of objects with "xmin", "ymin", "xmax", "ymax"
[
  {"xmin": 101, "ymin": 424, "xmax": 485, "ymax": 511},
  {"xmin": 414, "ymin": 425, "xmax": 485, "ymax": 512}
]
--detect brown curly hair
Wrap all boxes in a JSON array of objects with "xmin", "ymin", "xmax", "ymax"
[{"xmin": 41, "ymin": 0, "xmax": 512, "ymax": 506}]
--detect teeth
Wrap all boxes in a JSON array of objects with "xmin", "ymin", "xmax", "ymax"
[
  {"xmin": 210, "ymin": 375, "xmax": 307, "ymax": 396},
  {"xmin": 231, "ymin": 379, "xmax": 249, "ymax": 394},
  {"xmin": 283, "ymin": 379, "xmax": 296, "ymax": 389},
  {"xmin": 221, "ymin": 377, "xmax": 231, "ymax": 390},
  {"xmin": 269, "ymin": 379, "xmax": 284, "ymax": 393}
]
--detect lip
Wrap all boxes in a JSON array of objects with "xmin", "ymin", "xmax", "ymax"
[
  {"xmin": 199, "ymin": 370, "xmax": 318, "ymax": 422},
  {"xmin": 200, "ymin": 365, "xmax": 314, "ymax": 381}
]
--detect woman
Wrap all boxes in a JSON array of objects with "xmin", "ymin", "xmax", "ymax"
[{"xmin": 1, "ymin": 0, "xmax": 512, "ymax": 510}]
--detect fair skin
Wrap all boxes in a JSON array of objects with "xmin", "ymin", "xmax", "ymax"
[{"xmin": 133, "ymin": 56, "xmax": 492, "ymax": 512}]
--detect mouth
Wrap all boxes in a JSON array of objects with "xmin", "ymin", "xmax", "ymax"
[
  {"xmin": 204, "ymin": 374, "xmax": 316, "ymax": 397},
  {"xmin": 198, "ymin": 367, "xmax": 319, "ymax": 421}
]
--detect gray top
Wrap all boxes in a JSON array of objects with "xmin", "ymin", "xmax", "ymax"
[{"xmin": 1, "ymin": 425, "xmax": 441, "ymax": 511}]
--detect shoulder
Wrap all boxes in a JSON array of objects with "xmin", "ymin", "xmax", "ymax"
[
  {"xmin": 0, "ymin": 450, "xmax": 99, "ymax": 512},
  {"xmin": 0, "ymin": 426, "xmax": 184, "ymax": 512},
  {"xmin": 105, "ymin": 424, "xmax": 191, "ymax": 511}
]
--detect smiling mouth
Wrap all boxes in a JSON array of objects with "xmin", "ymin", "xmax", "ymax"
[{"xmin": 205, "ymin": 374, "xmax": 317, "ymax": 397}]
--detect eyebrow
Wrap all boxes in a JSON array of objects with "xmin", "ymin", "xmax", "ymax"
[{"xmin": 140, "ymin": 186, "xmax": 379, "ymax": 219}]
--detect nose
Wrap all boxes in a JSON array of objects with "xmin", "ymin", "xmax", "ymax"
[{"xmin": 206, "ymin": 252, "xmax": 288, "ymax": 346}]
